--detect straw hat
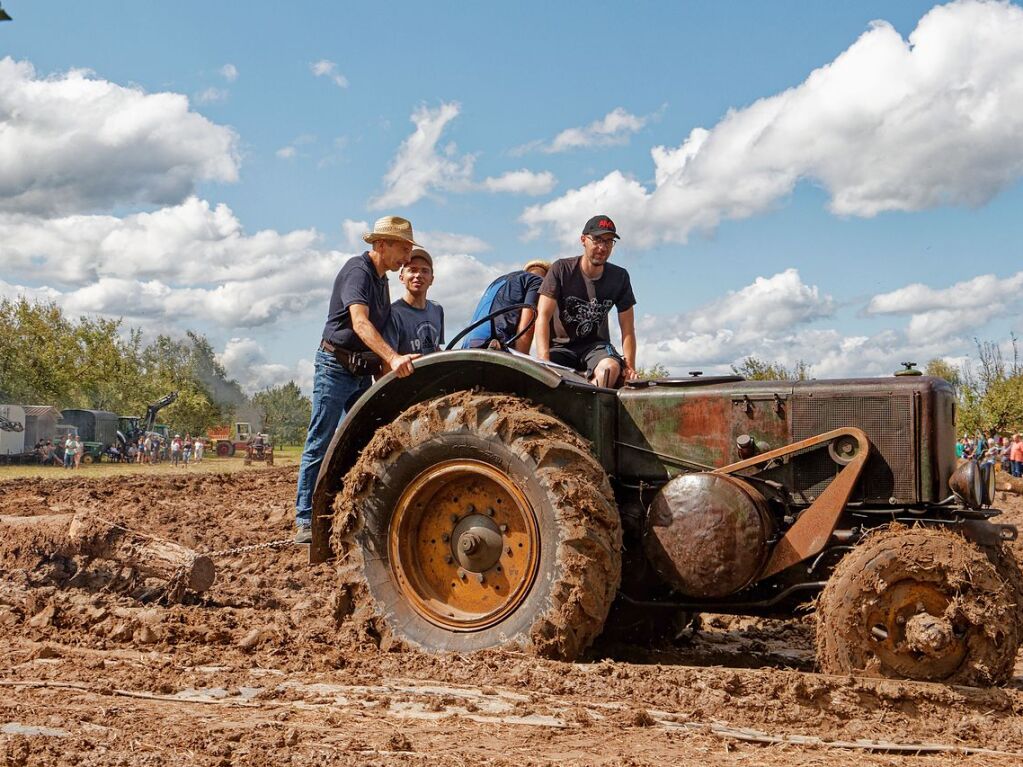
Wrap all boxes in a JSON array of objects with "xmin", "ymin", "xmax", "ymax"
[
  {"xmin": 523, "ymin": 259, "xmax": 551, "ymax": 273},
  {"xmin": 363, "ymin": 215, "xmax": 420, "ymax": 246}
]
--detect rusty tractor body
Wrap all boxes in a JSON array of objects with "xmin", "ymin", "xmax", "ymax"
[{"xmin": 311, "ymin": 350, "xmax": 1021, "ymax": 685}]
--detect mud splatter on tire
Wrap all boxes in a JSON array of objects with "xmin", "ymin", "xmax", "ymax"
[
  {"xmin": 332, "ymin": 390, "xmax": 622, "ymax": 660},
  {"xmin": 816, "ymin": 525, "xmax": 1020, "ymax": 686}
]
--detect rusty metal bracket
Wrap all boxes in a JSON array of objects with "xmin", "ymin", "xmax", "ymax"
[{"xmin": 713, "ymin": 427, "xmax": 870, "ymax": 581}]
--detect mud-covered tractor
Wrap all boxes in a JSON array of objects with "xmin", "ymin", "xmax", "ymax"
[{"xmin": 309, "ymin": 340, "xmax": 1022, "ymax": 686}]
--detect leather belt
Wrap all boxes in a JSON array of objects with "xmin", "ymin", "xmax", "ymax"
[{"xmin": 319, "ymin": 339, "xmax": 382, "ymax": 376}]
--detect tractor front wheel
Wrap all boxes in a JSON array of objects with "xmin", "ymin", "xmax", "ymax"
[
  {"xmin": 216, "ymin": 441, "xmax": 231, "ymax": 458},
  {"xmin": 333, "ymin": 391, "xmax": 622, "ymax": 660},
  {"xmin": 816, "ymin": 526, "xmax": 1020, "ymax": 686}
]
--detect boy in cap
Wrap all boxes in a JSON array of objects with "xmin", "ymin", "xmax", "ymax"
[
  {"xmin": 462, "ymin": 259, "xmax": 550, "ymax": 353},
  {"xmin": 294, "ymin": 215, "xmax": 421, "ymax": 543},
  {"xmin": 387, "ymin": 247, "xmax": 445, "ymax": 355},
  {"xmin": 535, "ymin": 215, "xmax": 637, "ymax": 388}
]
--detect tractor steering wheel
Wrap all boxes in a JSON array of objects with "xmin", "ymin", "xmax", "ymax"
[{"xmin": 444, "ymin": 303, "xmax": 537, "ymax": 352}]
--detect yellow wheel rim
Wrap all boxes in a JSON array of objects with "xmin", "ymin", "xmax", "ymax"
[{"xmin": 388, "ymin": 459, "xmax": 540, "ymax": 631}]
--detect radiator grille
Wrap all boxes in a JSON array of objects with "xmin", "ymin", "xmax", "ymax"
[{"xmin": 791, "ymin": 395, "xmax": 916, "ymax": 502}]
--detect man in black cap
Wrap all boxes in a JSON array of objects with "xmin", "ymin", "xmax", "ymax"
[{"xmin": 535, "ymin": 215, "xmax": 637, "ymax": 387}]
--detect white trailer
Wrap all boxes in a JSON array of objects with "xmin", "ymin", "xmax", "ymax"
[{"xmin": 0, "ymin": 404, "xmax": 26, "ymax": 456}]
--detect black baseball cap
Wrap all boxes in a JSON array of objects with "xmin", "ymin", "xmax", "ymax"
[{"xmin": 582, "ymin": 214, "xmax": 620, "ymax": 240}]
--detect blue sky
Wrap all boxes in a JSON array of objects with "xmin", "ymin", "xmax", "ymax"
[{"xmin": 2, "ymin": 1, "xmax": 1023, "ymax": 391}]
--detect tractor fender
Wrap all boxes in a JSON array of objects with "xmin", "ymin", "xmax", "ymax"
[{"xmin": 308, "ymin": 350, "xmax": 598, "ymax": 563}]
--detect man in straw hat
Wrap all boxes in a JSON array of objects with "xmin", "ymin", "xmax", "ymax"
[
  {"xmin": 461, "ymin": 259, "xmax": 550, "ymax": 353},
  {"xmin": 536, "ymin": 214, "xmax": 637, "ymax": 388},
  {"xmin": 294, "ymin": 215, "xmax": 421, "ymax": 544}
]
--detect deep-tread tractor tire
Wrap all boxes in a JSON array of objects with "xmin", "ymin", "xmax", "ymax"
[
  {"xmin": 816, "ymin": 526, "xmax": 1020, "ymax": 686},
  {"xmin": 333, "ymin": 391, "xmax": 622, "ymax": 660}
]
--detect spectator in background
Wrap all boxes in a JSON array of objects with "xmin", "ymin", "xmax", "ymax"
[
  {"xmin": 183, "ymin": 434, "xmax": 193, "ymax": 466},
  {"xmin": 150, "ymin": 436, "xmax": 160, "ymax": 464},
  {"xmin": 955, "ymin": 438, "xmax": 965, "ymax": 459},
  {"xmin": 1010, "ymin": 434, "xmax": 1023, "ymax": 478},
  {"xmin": 63, "ymin": 435, "xmax": 75, "ymax": 468},
  {"xmin": 194, "ymin": 437, "xmax": 204, "ymax": 463},
  {"xmin": 170, "ymin": 434, "xmax": 182, "ymax": 467},
  {"xmin": 74, "ymin": 436, "xmax": 84, "ymax": 469}
]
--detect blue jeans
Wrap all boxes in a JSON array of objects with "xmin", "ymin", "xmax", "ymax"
[{"xmin": 294, "ymin": 348, "xmax": 370, "ymax": 527}]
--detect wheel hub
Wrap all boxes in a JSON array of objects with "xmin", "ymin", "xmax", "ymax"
[
  {"xmin": 865, "ymin": 580, "xmax": 968, "ymax": 679},
  {"xmin": 388, "ymin": 460, "xmax": 540, "ymax": 632}
]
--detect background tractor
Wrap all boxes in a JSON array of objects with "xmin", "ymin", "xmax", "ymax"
[
  {"xmin": 208, "ymin": 422, "xmax": 253, "ymax": 457},
  {"xmin": 243, "ymin": 433, "xmax": 274, "ymax": 466},
  {"xmin": 309, "ymin": 339, "xmax": 1023, "ymax": 687}
]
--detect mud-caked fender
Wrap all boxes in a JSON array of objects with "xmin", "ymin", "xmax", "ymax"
[{"xmin": 309, "ymin": 350, "xmax": 614, "ymax": 562}]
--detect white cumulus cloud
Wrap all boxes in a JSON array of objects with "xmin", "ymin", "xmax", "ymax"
[
  {"xmin": 370, "ymin": 102, "xmax": 474, "ymax": 209},
  {"xmin": 218, "ymin": 338, "xmax": 307, "ymax": 394},
  {"xmin": 481, "ymin": 170, "xmax": 556, "ymax": 195},
  {"xmin": 370, "ymin": 102, "xmax": 557, "ymax": 208},
  {"xmin": 310, "ymin": 59, "xmax": 348, "ymax": 88},
  {"xmin": 523, "ymin": 0, "xmax": 1023, "ymax": 248},
  {"xmin": 529, "ymin": 107, "xmax": 651, "ymax": 154},
  {"xmin": 0, "ymin": 57, "xmax": 239, "ymax": 216}
]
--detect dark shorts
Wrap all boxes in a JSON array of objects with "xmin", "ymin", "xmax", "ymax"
[{"xmin": 549, "ymin": 342, "xmax": 625, "ymax": 379}]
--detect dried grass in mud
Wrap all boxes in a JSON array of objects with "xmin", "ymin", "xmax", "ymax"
[{"xmin": 4, "ymin": 467, "xmax": 1023, "ymax": 765}]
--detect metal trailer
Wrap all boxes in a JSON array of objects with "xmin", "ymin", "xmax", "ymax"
[
  {"xmin": 0, "ymin": 404, "xmax": 26, "ymax": 456},
  {"xmin": 59, "ymin": 409, "xmax": 119, "ymax": 461},
  {"xmin": 23, "ymin": 405, "xmax": 60, "ymax": 449}
]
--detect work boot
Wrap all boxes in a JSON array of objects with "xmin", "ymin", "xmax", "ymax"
[{"xmin": 294, "ymin": 525, "xmax": 312, "ymax": 545}]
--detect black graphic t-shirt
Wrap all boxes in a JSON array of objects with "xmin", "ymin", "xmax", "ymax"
[{"xmin": 539, "ymin": 256, "xmax": 636, "ymax": 347}]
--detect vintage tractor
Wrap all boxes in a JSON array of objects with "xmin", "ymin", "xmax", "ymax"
[
  {"xmin": 243, "ymin": 433, "xmax": 274, "ymax": 466},
  {"xmin": 208, "ymin": 422, "xmax": 253, "ymax": 457},
  {"xmin": 309, "ymin": 340, "xmax": 1022, "ymax": 686}
]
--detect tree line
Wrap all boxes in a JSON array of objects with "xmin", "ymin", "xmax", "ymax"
[{"xmin": 0, "ymin": 298, "xmax": 311, "ymax": 445}]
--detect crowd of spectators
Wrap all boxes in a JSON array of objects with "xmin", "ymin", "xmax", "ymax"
[
  {"xmin": 957, "ymin": 433, "xmax": 1023, "ymax": 478},
  {"xmin": 30, "ymin": 433, "xmax": 206, "ymax": 468}
]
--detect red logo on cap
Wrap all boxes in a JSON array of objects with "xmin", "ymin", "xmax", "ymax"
[{"xmin": 599, "ymin": 219, "xmax": 614, "ymax": 229}]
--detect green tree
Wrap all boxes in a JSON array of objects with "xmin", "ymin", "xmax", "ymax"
[
  {"xmin": 634, "ymin": 363, "xmax": 670, "ymax": 380},
  {"xmin": 924, "ymin": 358, "xmax": 961, "ymax": 395},
  {"xmin": 731, "ymin": 356, "xmax": 811, "ymax": 381},
  {"xmin": 252, "ymin": 382, "xmax": 312, "ymax": 445}
]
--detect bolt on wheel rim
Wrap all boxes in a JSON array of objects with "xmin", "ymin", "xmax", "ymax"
[
  {"xmin": 388, "ymin": 459, "xmax": 540, "ymax": 631},
  {"xmin": 865, "ymin": 580, "xmax": 968, "ymax": 679}
]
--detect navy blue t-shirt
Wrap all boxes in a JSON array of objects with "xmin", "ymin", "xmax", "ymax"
[
  {"xmin": 321, "ymin": 253, "xmax": 391, "ymax": 352},
  {"xmin": 492, "ymin": 271, "xmax": 543, "ymax": 343},
  {"xmin": 386, "ymin": 298, "xmax": 445, "ymax": 355}
]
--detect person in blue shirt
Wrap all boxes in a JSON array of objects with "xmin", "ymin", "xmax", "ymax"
[
  {"xmin": 387, "ymin": 248, "xmax": 445, "ymax": 355},
  {"xmin": 462, "ymin": 260, "xmax": 550, "ymax": 352}
]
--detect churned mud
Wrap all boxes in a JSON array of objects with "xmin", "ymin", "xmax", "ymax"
[{"xmin": 4, "ymin": 467, "xmax": 1023, "ymax": 765}]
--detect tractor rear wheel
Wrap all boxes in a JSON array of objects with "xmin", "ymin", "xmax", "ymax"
[
  {"xmin": 216, "ymin": 441, "xmax": 231, "ymax": 458},
  {"xmin": 333, "ymin": 391, "xmax": 621, "ymax": 660},
  {"xmin": 816, "ymin": 526, "xmax": 1020, "ymax": 686}
]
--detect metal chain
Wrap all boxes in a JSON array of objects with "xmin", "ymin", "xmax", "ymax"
[{"xmin": 199, "ymin": 538, "xmax": 296, "ymax": 559}]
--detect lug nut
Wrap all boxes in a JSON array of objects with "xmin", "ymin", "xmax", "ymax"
[
  {"xmin": 450, "ymin": 514, "xmax": 459, "ymax": 523},
  {"xmin": 442, "ymin": 533, "xmax": 450, "ymax": 542},
  {"xmin": 476, "ymin": 573, "xmax": 485, "ymax": 584},
  {"xmin": 487, "ymin": 507, "xmax": 496, "ymax": 517},
  {"xmin": 445, "ymin": 555, "xmax": 453, "ymax": 564},
  {"xmin": 466, "ymin": 504, "xmax": 475, "ymax": 514},
  {"xmin": 506, "ymin": 547, "xmax": 513, "ymax": 555},
  {"xmin": 499, "ymin": 524, "xmax": 507, "ymax": 533},
  {"xmin": 496, "ymin": 565, "xmax": 502, "ymax": 572},
  {"xmin": 458, "ymin": 569, "xmax": 467, "ymax": 581}
]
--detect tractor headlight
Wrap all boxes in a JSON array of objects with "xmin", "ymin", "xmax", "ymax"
[
  {"xmin": 949, "ymin": 460, "xmax": 984, "ymax": 509},
  {"xmin": 979, "ymin": 461, "xmax": 996, "ymax": 507}
]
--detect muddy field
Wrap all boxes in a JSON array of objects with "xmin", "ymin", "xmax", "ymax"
[{"xmin": 3, "ymin": 468, "xmax": 1023, "ymax": 766}]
